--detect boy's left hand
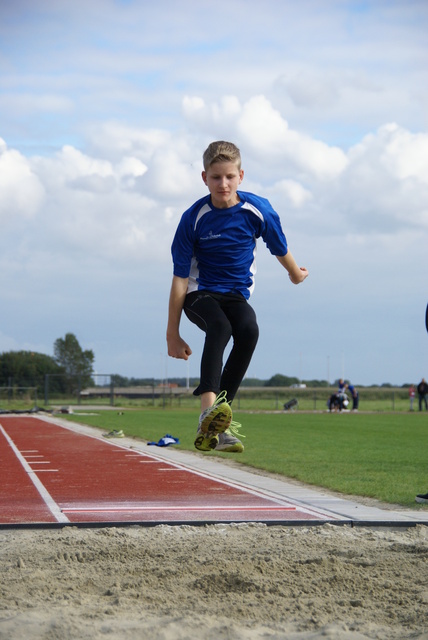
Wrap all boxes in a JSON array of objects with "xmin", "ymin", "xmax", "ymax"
[{"xmin": 289, "ymin": 267, "xmax": 309, "ymax": 284}]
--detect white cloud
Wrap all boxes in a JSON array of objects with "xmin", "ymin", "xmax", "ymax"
[
  {"xmin": 0, "ymin": 139, "xmax": 45, "ymax": 220},
  {"xmin": 22, "ymin": 136, "xmax": 202, "ymax": 266},
  {"xmin": 116, "ymin": 156, "xmax": 147, "ymax": 188},
  {"xmin": 271, "ymin": 179, "xmax": 313, "ymax": 208},
  {"xmin": 275, "ymin": 69, "xmax": 341, "ymax": 110},
  {"xmin": 379, "ymin": 124, "xmax": 428, "ymax": 183},
  {"xmin": 238, "ymin": 96, "xmax": 348, "ymax": 181},
  {"xmin": 337, "ymin": 123, "xmax": 428, "ymax": 231},
  {"xmin": 58, "ymin": 145, "xmax": 114, "ymax": 181},
  {"xmin": 1, "ymin": 104, "xmax": 427, "ymax": 275},
  {"xmin": 183, "ymin": 95, "xmax": 241, "ymax": 130},
  {"xmin": 85, "ymin": 122, "xmax": 173, "ymax": 160},
  {"xmin": 348, "ymin": 124, "xmax": 428, "ymax": 183},
  {"xmin": 183, "ymin": 95, "xmax": 348, "ymax": 181}
]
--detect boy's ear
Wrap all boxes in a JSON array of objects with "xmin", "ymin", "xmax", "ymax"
[
  {"xmin": 239, "ymin": 169, "xmax": 244, "ymax": 183},
  {"xmin": 201, "ymin": 171, "xmax": 207, "ymax": 185}
]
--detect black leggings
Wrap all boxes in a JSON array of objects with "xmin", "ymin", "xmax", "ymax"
[{"xmin": 183, "ymin": 291, "xmax": 259, "ymax": 403}]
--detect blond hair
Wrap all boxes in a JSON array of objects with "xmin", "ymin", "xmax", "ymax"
[{"xmin": 203, "ymin": 141, "xmax": 241, "ymax": 171}]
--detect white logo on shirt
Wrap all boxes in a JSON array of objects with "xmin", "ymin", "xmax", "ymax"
[{"xmin": 200, "ymin": 230, "xmax": 221, "ymax": 241}]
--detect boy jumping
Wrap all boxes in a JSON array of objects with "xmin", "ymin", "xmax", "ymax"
[{"xmin": 167, "ymin": 141, "xmax": 308, "ymax": 453}]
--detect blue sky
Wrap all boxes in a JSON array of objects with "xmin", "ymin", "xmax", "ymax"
[{"xmin": 1, "ymin": 0, "xmax": 427, "ymax": 387}]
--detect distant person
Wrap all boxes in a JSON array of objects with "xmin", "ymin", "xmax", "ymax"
[
  {"xmin": 327, "ymin": 392, "xmax": 341, "ymax": 412},
  {"xmin": 347, "ymin": 382, "xmax": 359, "ymax": 411},
  {"xmin": 409, "ymin": 385, "xmax": 416, "ymax": 411},
  {"xmin": 415, "ymin": 492, "xmax": 428, "ymax": 504},
  {"xmin": 328, "ymin": 390, "xmax": 348, "ymax": 412},
  {"xmin": 415, "ymin": 303, "xmax": 428, "ymax": 504},
  {"xmin": 417, "ymin": 378, "xmax": 428, "ymax": 411},
  {"xmin": 167, "ymin": 140, "xmax": 308, "ymax": 453}
]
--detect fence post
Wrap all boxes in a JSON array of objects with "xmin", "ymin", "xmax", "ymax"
[
  {"xmin": 110, "ymin": 377, "xmax": 114, "ymax": 406},
  {"xmin": 44, "ymin": 374, "xmax": 49, "ymax": 405}
]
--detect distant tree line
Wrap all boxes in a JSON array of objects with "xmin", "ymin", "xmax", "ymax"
[
  {"xmin": 109, "ymin": 374, "xmax": 415, "ymax": 389},
  {"xmin": 0, "ymin": 333, "xmax": 94, "ymax": 396},
  {"xmin": 1, "ymin": 342, "xmax": 416, "ymax": 395},
  {"xmin": 109, "ymin": 373, "xmax": 326, "ymax": 388}
]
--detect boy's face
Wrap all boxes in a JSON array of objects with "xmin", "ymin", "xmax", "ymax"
[{"xmin": 202, "ymin": 161, "xmax": 244, "ymax": 209}]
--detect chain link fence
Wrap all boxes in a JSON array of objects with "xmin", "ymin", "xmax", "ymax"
[{"xmin": 1, "ymin": 381, "xmax": 420, "ymax": 413}]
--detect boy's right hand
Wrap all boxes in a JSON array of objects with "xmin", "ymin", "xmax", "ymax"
[{"xmin": 167, "ymin": 335, "xmax": 192, "ymax": 360}]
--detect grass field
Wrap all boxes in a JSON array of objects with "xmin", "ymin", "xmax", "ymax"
[{"xmin": 65, "ymin": 409, "xmax": 428, "ymax": 508}]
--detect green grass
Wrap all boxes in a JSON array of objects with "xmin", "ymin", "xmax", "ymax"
[{"xmin": 65, "ymin": 409, "xmax": 428, "ymax": 508}]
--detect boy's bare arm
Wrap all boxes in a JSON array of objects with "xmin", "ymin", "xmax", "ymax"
[
  {"xmin": 167, "ymin": 275, "xmax": 192, "ymax": 360},
  {"xmin": 276, "ymin": 252, "xmax": 309, "ymax": 284}
]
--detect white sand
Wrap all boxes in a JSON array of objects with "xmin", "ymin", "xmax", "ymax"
[{"xmin": 1, "ymin": 521, "xmax": 428, "ymax": 639}]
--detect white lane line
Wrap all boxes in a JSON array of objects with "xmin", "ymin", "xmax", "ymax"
[
  {"xmin": 63, "ymin": 505, "xmax": 297, "ymax": 513},
  {"xmin": 0, "ymin": 423, "xmax": 69, "ymax": 523}
]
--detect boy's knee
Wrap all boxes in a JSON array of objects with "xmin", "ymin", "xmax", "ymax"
[
  {"xmin": 208, "ymin": 317, "xmax": 232, "ymax": 341},
  {"xmin": 238, "ymin": 320, "xmax": 259, "ymax": 346}
]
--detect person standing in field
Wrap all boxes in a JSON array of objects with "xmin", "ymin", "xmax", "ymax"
[
  {"xmin": 415, "ymin": 302, "xmax": 428, "ymax": 504},
  {"xmin": 347, "ymin": 382, "xmax": 359, "ymax": 411},
  {"xmin": 167, "ymin": 141, "xmax": 308, "ymax": 453},
  {"xmin": 409, "ymin": 385, "xmax": 416, "ymax": 411},
  {"xmin": 417, "ymin": 378, "xmax": 428, "ymax": 412}
]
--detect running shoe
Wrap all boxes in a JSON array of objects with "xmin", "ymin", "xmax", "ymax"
[
  {"xmin": 194, "ymin": 431, "xmax": 219, "ymax": 451},
  {"xmin": 215, "ymin": 422, "xmax": 245, "ymax": 453},
  {"xmin": 103, "ymin": 429, "xmax": 125, "ymax": 438},
  {"xmin": 194, "ymin": 391, "xmax": 232, "ymax": 451},
  {"xmin": 415, "ymin": 493, "xmax": 428, "ymax": 504}
]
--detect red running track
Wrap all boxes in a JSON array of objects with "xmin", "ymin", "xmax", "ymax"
[{"xmin": 0, "ymin": 416, "xmax": 331, "ymax": 527}]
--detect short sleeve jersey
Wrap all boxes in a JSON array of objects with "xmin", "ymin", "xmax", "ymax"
[{"xmin": 171, "ymin": 191, "xmax": 288, "ymax": 299}]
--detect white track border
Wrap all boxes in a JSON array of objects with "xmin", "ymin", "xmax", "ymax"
[{"xmin": 0, "ymin": 422, "xmax": 69, "ymax": 523}]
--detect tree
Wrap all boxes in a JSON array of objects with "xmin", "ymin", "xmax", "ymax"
[
  {"xmin": 53, "ymin": 333, "xmax": 94, "ymax": 392},
  {"xmin": 0, "ymin": 351, "xmax": 66, "ymax": 394},
  {"xmin": 240, "ymin": 378, "xmax": 264, "ymax": 387},
  {"xmin": 304, "ymin": 379, "xmax": 329, "ymax": 388},
  {"xmin": 264, "ymin": 373, "xmax": 299, "ymax": 387}
]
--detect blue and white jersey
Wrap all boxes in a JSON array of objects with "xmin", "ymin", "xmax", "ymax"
[{"xmin": 171, "ymin": 191, "xmax": 288, "ymax": 299}]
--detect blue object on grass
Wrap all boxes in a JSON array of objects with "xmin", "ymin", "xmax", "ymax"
[{"xmin": 147, "ymin": 434, "xmax": 180, "ymax": 447}]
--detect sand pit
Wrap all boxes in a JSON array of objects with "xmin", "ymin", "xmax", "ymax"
[{"xmin": 1, "ymin": 522, "xmax": 427, "ymax": 639}]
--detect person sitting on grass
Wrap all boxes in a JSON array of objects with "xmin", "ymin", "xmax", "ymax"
[
  {"xmin": 167, "ymin": 141, "xmax": 308, "ymax": 453},
  {"xmin": 327, "ymin": 391, "xmax": 348, "ymax": 412}
]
